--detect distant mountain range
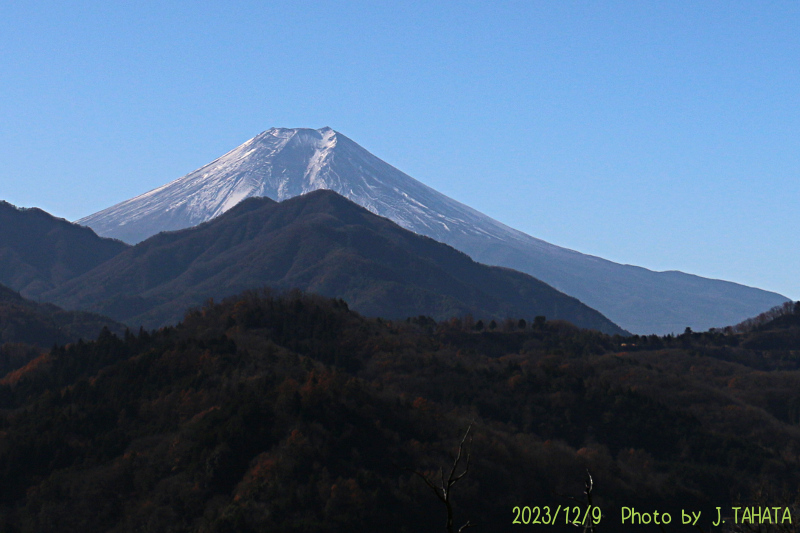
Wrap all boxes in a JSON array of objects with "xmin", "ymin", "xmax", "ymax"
[
  {"xmin": 47, "ymin": 191, "xmax": 626, "ymax": 334},
  {"xmin": 77, "ymin": 127, "xmax": 788, "ymax": 334}
]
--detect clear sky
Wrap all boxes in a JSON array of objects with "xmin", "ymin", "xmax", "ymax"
[{"xmin": 1, "ymin": 1, "xmax": 798, "ymax": 300}]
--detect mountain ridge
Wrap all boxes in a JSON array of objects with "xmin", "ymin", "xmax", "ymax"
[
  {"xmin": 0, "ymin": 200, "xmax": 129, "ymax": 298},
  {"xmin": 76, "ymin": 127, "xmax": 789, "ymax": 334},
  {"xmin": 55, "ymin": 190, "xmax": 627, "ymax": 334}
]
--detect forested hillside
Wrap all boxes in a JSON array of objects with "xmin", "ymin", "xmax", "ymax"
[
  {"xmin": 0, "ymin": 283, "xmax": 126, "ymax": 379},
  {"xmin": 0, "ymin": 291, "xmax": 798, "ymax": 531}
]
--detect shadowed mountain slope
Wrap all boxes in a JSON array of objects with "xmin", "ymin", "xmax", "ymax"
[
  {"xmin": 0, "ymin": 283, "xmax": 126, "ymax": 348},
  {"xmin": 53, "ymin": 191, "xmax": 626, "ymax": 334},
  {"xmin": 76, "ymin": 127, "xmax": 788, "ymax": 334},
  {"xmin": 0, "ymin": 201, "xmax": 129, "ymax": 298}
]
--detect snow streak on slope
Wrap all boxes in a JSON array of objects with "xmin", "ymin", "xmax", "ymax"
[{"xmin": 77, "ymin": 127, "xmax": 789, "ymax": 334}]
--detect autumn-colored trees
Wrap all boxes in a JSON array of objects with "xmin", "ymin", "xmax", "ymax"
[{"xmin": 0, "ymin": 291, "xmax": 799, "ymax": 531}]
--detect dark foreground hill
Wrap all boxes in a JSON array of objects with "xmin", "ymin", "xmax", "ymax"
[
  {"xmin": 0, "ymin": 201, "xmax": 128, "ymax": 298},
  {"xmin": 48, "ymin": 190, "xmax": 626, "ymax": 334},
  {"xmin": 0, "ymin": 290, "xmax": 798, "ymax": 532}
]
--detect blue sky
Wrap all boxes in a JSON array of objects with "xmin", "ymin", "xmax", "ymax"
[{"xmin": 1, "ymin": 1, "xmax": 798, "ymax": 300}]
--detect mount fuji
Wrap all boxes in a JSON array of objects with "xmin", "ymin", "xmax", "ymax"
[{"xmin": 77, "ymin": 127, "xmax": 788, "ymax": 334}]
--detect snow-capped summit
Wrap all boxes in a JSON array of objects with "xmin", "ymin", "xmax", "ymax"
[
  {"xmin": 77, "ymin": 127, "xmax": 788, "ymax": 334},
  {"xmin": 77, "ymin": 127, "xmax": 544, "ymax": 250}
]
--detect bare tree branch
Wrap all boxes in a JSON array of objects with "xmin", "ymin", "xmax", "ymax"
[
  {"xmin": 406, "ymin": 423, "xmax": 475, "ymax": 533},
  {"xmin": 458, "ymin": 519, "xmax": 476, "ymax": 532}
]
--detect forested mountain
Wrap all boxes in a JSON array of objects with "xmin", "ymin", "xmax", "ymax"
[
  {"xmin": 50, "ymin": 191, "xmax": 626, "ymax": 334},
  {"xmin": 0, "ymin": 282, "xmax": 125, "ymax": 348},
  {"xmin": 0, "ymin": 282, "xmax": 126, "ymax": 380},
  {"xmin": 0, "ymin": 201, "xmax": 128, "ymax": 298},
  {"xmin": 0, "ymin": 290, "xmax": 798, "ymax": 532},
  {"xmin": 76, "ymin": 127, "xmax": 788, "ymax": 334}
]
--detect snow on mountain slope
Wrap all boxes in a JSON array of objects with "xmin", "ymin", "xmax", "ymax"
[
  {"xmin": 78, "ymin": 128, "xmax": 547, "ymax": 250},
  {"xmin": 77, "ymin": 127, "xmax": 789, "ymax": 334}
]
